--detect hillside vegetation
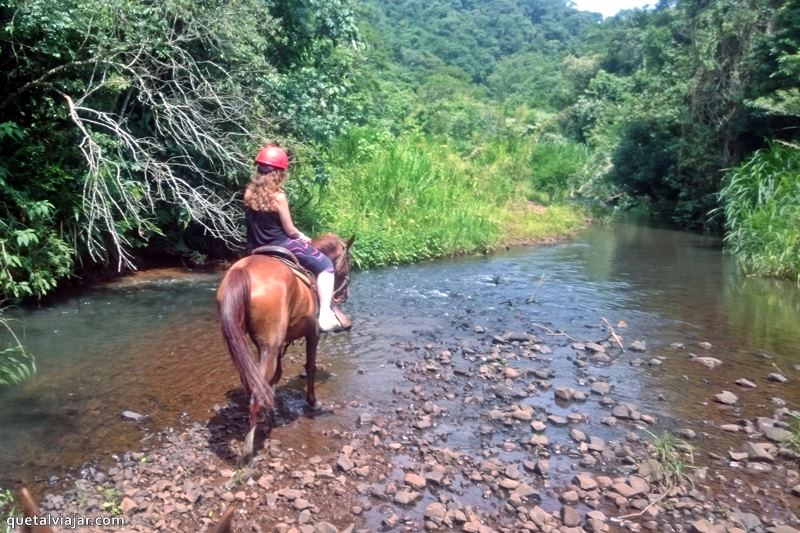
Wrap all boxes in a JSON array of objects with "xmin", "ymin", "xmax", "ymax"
[{"xmin": 1, "ymin": 0, "xmax": 799, "ymax": 300}]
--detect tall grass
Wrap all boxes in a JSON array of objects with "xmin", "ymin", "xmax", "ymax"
[
  {"xmin": 1, "ymin": 312, "xmax": 35, "ymax": 386},
  {"xmin": 719, "ymin": 143, "xmax": 800, "ymax": 281},
  {"xmin": 528, "ymin": 138, "xmax": 591, "ymax": 202},
  {"xmin": 309, "ymin": 128, "xmax": 588, "ymax": 268}
]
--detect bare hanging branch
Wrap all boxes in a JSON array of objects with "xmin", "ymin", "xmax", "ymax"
[{"xmin": 54, "ymin": 24, "xmax": 266, "ymax": 270}]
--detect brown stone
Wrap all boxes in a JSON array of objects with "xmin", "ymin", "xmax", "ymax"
[{"xmin": 560, "ymin": 506, "xmax": 581, "ymax": 527}]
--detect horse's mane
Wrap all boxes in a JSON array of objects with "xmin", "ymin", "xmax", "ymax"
[{"xmin": 312, "ymin": 233, "xmax": 343, "ymax": 256}]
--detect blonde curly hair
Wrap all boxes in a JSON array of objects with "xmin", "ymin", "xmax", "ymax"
[{"xmin": 244, "ymin": 167, "xmax": 287, "ymax": 212}]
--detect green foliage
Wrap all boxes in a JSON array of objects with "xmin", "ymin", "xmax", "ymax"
[
  {"xmin": 100, "ymin": 486, "xmax": 123, "ymax": 516},
  {"xmin": 719, "ymin": 143, "xmax": 800, "ymax": 280},
  {"xmin": 529, "ymin": 138, "xmax": 591, "ymax": 202},
  {"xmin": 0, "ymin": 122, "xmax": 73, "ymax": 299},
  {"xmin": 787, "ymin": 411, "xmax": 800, "ymax": 453},
  {"xmin": 311, "ymin": 127, "xmax": 587, "ymax": 269},
  {"xmin": 647, "ymin": 430, "xmax": 695, "ymax": 489},
  {"xmin": 0, "ymin": 488, "xmax": 16, "ymax": 533},
  {"xmin": 0, "ymin": 0, "xmax": 362, "ymax": 295},
  {"xmin": 0, "ymin": 312, "xmax": 35, "ymax": 386}
]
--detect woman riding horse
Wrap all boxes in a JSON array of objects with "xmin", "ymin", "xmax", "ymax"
[{"xmin": 216, "ymin": 145, "xmax": 353, "ymax": 456}]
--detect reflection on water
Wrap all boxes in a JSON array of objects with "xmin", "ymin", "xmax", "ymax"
[{"xmin": 1, "ymin": 223, "xmax": 798, "ymax": 488}]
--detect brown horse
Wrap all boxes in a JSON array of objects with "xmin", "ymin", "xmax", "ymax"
[
  {"xmin": 15, "ymin": 486, "xmax": 235, "ymax": 532},
  {"xmin": 216, "ymin": 233, "xmax": 354, "ymax": 456}
]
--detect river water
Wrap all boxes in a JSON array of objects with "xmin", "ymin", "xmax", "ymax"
[{"xmin": 1, "ymin": 223, "xmax": 798, "ymax": 493}]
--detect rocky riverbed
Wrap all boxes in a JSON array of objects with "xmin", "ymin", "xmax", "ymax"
[{"xmin": 27, "ymin": 307, "xmax": 800, "ymax": 533}]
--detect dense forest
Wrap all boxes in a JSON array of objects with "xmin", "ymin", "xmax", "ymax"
[{"xmin": 2, "ymin": 0, "xmax": 799, "ymax": 380}]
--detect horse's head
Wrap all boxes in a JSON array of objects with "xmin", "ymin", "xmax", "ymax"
[{"xmin": 312, "ymin": 233, "xmax": 355, "ymax": 329}]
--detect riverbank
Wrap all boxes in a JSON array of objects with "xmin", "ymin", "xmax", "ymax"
[{"xmin": 18, "ymin": 293, "xmax": 800, "ymax": 532}]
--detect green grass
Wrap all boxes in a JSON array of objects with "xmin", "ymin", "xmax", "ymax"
[
  {"xmin": 788, "ymin": 411, "xmax": 800, "ymax": 453},
  {"xmin": 528, "ymin": 138, "xmax": 592, "ymax": 203},
  {"xmin": 719, "ymin": 143, "xmax": 800, "ymax": 281},
  {"xmin": 0, "ymin": 489, "xmax": 16, "ymax": 533},
  {"xmin": 310, "ymin": 128, "xmax": 588, "ymax": 269},
  {"xmin": 643, "ymin": 429, "xmax": 695, "ymax": 490}
]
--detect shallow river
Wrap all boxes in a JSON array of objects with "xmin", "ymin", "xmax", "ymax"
[{"xmin": 1, "ymin": 223, "xmax": 798, "ymax": 494}]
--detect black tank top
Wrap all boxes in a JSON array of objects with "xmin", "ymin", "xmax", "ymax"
[{"xmin": 245, "ymin": 207, "xmax": 289, "ymax": 253}]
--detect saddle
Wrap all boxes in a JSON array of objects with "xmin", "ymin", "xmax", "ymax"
[{"xmin": 250, "ymin": 245, "xmax": 317, "ymax": 299}]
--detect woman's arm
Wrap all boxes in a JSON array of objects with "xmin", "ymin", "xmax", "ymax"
[{"xmin": 275, "ymin": 193, "xmax": 310, "ymax": 241}]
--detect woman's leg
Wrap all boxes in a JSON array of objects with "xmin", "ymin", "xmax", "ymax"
[
  {"xmin": 316, "ymin": 271, "xmax": 340, "ymax": 331},
  {"xmin": 283, "ymin": 239, "xmax": 341, "ymax": 331}
]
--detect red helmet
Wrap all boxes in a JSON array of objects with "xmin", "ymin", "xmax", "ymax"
[{"xmin": 255, "ymin": 145, "xmax": 289, "ymax": 169}]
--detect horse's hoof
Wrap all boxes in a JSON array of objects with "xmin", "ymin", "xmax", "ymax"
[{"xmin": 307, "ymin": 400, "xmax": 323, "ymax": 412}]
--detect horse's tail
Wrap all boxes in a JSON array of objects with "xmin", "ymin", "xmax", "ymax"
[{"xmin": 218, "ymin": 268, "xmax": 273, "ymax": 411}]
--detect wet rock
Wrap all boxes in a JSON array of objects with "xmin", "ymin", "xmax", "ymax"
[
  {"xmin": 531, "ymin": 420, "xmax": 546, "ymax": 432},
  {"xmin": 569, "ymin": 428, "xmax": 587, "ymax": 442},
  {"xmin": 314, "ymin": 523, "xmax": 338, "ymax": 533},
  {"xmin": 713, "ymin": 391, "xmax": 738, "ymax": 405},
  {"xmin": 612, "ymin": 403, "xmax": 641, "ymax": 420},
  {"xmin": 767, "ymin": 527, "xmax": 800, "ymax": 533},
  {"xmin": 393, "ymin": 490, "xmax": 421, "ymax": 505},
  {"xmin": 743, "ymin": 442, "xmax": 776, "ymax": 462},
  {"xmin": 587, "ymin": 436, "xmax": 605, "ymax": 453},
  {"xmin": 728, "ymin": 451, "xmax": 749, "ymax": 461},
  {"xmin": 590, "ymin": 382, "xmax": 611, "ymax": 395},
  {"xmin": 735, "ymin": 378, "xmax": 757, "ymax": 389},
  {"xmin": 120, "ymin": 497, "xmax": 138, "ymax": 514},
  {"xmin": 499, "ymin": 478, "xmax": 520, "ymax": 490},
  {"xmin": 529, "ymin": 435, "xmax": 549, "ymax": 447},
  {"xmin": 627, "ymin": 475, "xmax": 649, "ymax": 495},
  {"xmin": 511, "ymin": 405, "xmax": 534, "ymax": 421},
  {"xmin": 585, "ymin": 342, "xmax": 605, "ymax": 353},
  {"xmin": 573, "ymin": 474, "xmax": 598, "ymax": 490},
  {"xmin": 768, "ymin": 372, "xmax": 788, "ymax": 383},
  {"xmin": 504, "ymin": 367, "xmax": 521, "ymax": 379},
  {"xmin": 121, "ymin": 411, "xmax": 149, "ymax": 422},
  {"xmin": 560, "ymin": 490, "xmax": 579, "ymax": 505},
  {"xmin": 424, "ymin": 502, "xmax": 447, "ymax": 524},
  {"xmin": 336, "ymin": 456, "xmax": 355, "ymax": 472},
  {"xmin": 547, "ymin": 415, "xmax": 568, "ymax": 426},
  {"xmin": 533, "ymin": 459, "xmax": 549, "ymax": 476},
  {"xmin": 601, "ymin": 416, "xmax": 617, "ymax": 426},
  {"xmin": 560, "ymin": 506, "xmax": 581, "ymax": 527},
  {"xmin": 720, "ymin": 424, "xmax": 740, "ymax": 433},
  {"xmin": 555, "ymin": 388, "xmax": 574, "ymax": 401},
  {"xmin": 764, "ymin": 427, "xmax": 793, "ymax": 443},
  {"xmin": 690, "ymin": 519, "xmax": 722, "ymax": 533},
  {"xmin": 529, "ymin": 506, "xmax": 550, "ymax": 527},
  {"xmin": 629, "ymin": 340, "xmax": 647, "ymax": 352},
  {"xmin": 593, "ymin": 353, "xmax": 612, "ymax": 363},
  {"xmin": 793, "ymin": 484, "xmax": 800, "ymax": 497},
  {"xmin": 692, "ymin": 356, "xmax": 722, "ymax": 369},
  {"xmin": 698, "ymin": 341, "xmax": 713, "ymax": 349},
  {"xmin": 382, "ymin": 515, "xmax": 400, "ymax": 528},
  {"xmin": 404, "ymin": 472, "xmax": 427, "ymax": 490},
  {"xmin": 678, "ymin": 428, "xmax": 697, "ymax": 439},
  {"xmin": 730, "ymin": 512, "xmax": 762, "ymax": 531}
]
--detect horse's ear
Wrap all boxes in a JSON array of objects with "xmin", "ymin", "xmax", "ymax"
[{"xmin": 346, "ymin": 234, "xmax": 356, "ymax": 249}]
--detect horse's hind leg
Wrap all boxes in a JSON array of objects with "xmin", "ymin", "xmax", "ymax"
[
  {"xmin": 305, "ymin": 333, "xmax": 322, "ymax": 412},
  {"xmin": 243, "ymin": 400, "xmax": 260, "ymax": 458},
  {"xmin": 269, "ymin": 344, "xmax": 287, "ymax": 390}
]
